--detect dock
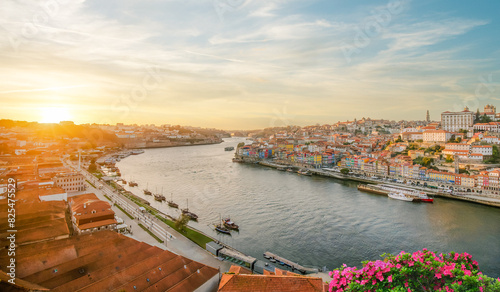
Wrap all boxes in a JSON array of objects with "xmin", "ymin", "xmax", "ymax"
[{"xmin": 263, "ymin": 252, "xmax": 318, "ymax": 274}]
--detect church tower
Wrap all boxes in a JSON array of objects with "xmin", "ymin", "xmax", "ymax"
[{"xmin": 426, "ymin": 110, "xmax": 430, "ymax": 122}]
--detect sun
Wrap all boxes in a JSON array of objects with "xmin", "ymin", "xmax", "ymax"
[{"xmin": 40, "ymin": 107, "xmax": 73, "ymax": 123}]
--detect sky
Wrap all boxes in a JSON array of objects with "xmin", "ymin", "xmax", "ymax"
[{"xmin": 1, "ymin": 0, "xmax": 499, "ymax": 130}]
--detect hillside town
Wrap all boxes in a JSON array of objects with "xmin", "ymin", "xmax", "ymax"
[{"xmin": 236, "ymin": 105, "xmax": 500, "ymax": 196}]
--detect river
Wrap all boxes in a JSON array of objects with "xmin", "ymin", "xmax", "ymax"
[{"xmin": 116, "ymin": 137, "xmax": 500, "ymax": 277}]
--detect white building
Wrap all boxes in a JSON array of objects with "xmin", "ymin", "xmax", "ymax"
[
  {"xmin": 441, "ymin": 107, "xmax": 474, "ymax": 132},
  {"xmin": 423, "ymin": 130, "xmax": 452, "ymax": 142},
  {"xmin": 53, "ymin": 173, "xmax": 85, "ymax": 192},
  {"xmin": 444, "ymin": 143, "xmax": 470, "ymax": 151},
  {"xmin": 471, "ymin": 145, "xmax": 493, "ymax": 156}
]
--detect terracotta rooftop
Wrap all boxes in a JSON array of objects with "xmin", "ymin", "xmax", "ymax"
[
  {"xmin": 0, "ymin": 200, "xmax": 69, "ymax": 245},
  {"xmin": 218, "ymin": 266, "xmax": 327, "ymax": 292},
  {"xmin": 0, "ymin": 231, "xmax": 218, "ymax": 292}
]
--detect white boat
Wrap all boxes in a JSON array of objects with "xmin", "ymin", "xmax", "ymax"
[{"xmin": 388, "ymin": 192, "xmax": 414, "ymax": 202}]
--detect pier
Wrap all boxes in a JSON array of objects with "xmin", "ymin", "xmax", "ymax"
[{"xmin": 263, "ymin": 252, "xmax": 318, "ymax": 274}]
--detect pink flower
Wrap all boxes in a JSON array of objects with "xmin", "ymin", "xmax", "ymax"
[
  {"xmin": 463, "ymin": 270, "xmax": 471, "ymax": 276},
  {"xmin": 435, "ymin": 273, "xmax": 442, "ymax": 279},
  {"xmin": 388, "ymin": 275, "xmax": 393, "ymax": 283}
]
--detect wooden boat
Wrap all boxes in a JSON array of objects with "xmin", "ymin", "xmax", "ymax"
[
  {"xmin": 215, "ymin": 214, "xmax": 231, "ymax": 234},
  {"xmin": 297, "ymin": 169, "xmax": 312, "ymax": 176},
  {"xmin": 143, "ymin": 183, "xmax": 152, "ymax": 195},
  {"xmin": 167, "ymin": 193, "xmax": 178, "ymax": 208},
  {"xmin": 223, "ymin": 217, "xmax": 239, "ymax": 230},
  {"xmin": 128, "ymin": 181, "xmax": 138, "ymax": 187},
  {"xmin": 182, "ymin": 199, "xmax": 198, "ymax": 220},
  {"xmin": 215, "ymin": 225, "xmax": 231, "ymax": 234},
  {"xmin": 154, "ymin": 194, "xmax": 163, "ymax": 202}
]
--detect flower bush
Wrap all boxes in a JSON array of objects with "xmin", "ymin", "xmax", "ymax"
[{"xmin": 329, "ymin": 249, "xmax": 500, "ymax": 291}]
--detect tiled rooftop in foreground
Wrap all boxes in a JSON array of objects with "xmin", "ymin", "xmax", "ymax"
[{"xmin": 0, "ymin": 230, "xmax": 219, "ymax": 291}]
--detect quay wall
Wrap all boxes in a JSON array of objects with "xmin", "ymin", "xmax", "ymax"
[{"xmin": 242, "ymin": 159, "xmax": 500, "ymax": 209}]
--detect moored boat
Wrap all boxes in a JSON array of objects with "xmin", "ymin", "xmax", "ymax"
[
  {"xmin": 215, "ymin": 225, "xmax": 231, "ymax": 234},
  {"xmin": 388, "ymin": 192, "xmax": 414, "ymax": 202},
  {"xmin": 167, "ymin": 193, "xmax": 178, "ymax": 208},
  {"xmin": 129, "ymin": 181, "xmax": 138, "ymax": 187},
  {"xmin": 297, "ymin": 169, "xmax": 312, "ymax": 176},
  {"xmin": 215, "ymin": 214, "xmax": 231, "ymax": 234},
  {"xmin": 182, "ymin": 199, "xmax": 198, "ymax": 220},
  {"xmin": 417, "ymin": 193, "xmax": 434, "ymax": 203},
  {"xmin": 223, "ymin": 217, "xmax": 239, "ymax": 230}
]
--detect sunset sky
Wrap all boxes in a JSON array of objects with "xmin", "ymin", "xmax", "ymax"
[{"xmin": 1, "ymin": 0, "xmax": 499, "ymax": 129}]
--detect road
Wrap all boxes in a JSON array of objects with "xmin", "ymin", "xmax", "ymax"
[{"xmin": 64, "ymin": 160, "xmax": 233, "ymax": 272}]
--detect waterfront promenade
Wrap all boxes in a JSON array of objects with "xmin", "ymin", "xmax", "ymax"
[
  {"xmin": 258, "ymin": 160, "xmax": 500, "ymax": 208},
  {"xmin": 64, "ymin": 160, "xmax": 233, "ymax": 273}
]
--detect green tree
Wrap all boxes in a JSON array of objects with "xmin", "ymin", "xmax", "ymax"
[
  {"xmin": 174, "ymin": 214, "xmax": 190, "ymax": 233},
  {"xmin": 340, "ymin": 168, "xmax": 350, "ymax": 175}
]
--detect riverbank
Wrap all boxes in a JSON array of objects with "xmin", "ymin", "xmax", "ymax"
[
  {"xmin": 254, "ymin": 159, "xmax": 500, "ymax": 208},
  {"xmin": 127, "ymin": 139, "xmax": 223, "ymax": 149}
]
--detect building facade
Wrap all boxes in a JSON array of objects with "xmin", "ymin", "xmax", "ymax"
[
  {"xmin": 441, "ymin": 107, "xmax": 474, "ymax": 132},
  {"xmin": 53, "ymin": 172, "xmax": 85, "ymax": 192}
]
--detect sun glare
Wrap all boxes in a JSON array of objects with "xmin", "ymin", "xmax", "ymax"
[{"xmin": 40, "ymin": 107, "xmax": 72, "ymax": 123}]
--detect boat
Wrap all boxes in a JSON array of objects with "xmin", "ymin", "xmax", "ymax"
[
  {"xmin": 297, "ymin": 169, "xmax": 312, "ymax": 176},
  {"xmin": 223, "ymin": 217, "xmax": 239, "ymax": 230},
  {"xmin": 277, "ymin": 167, "xmax": 286, "ymax": 171},
  {"xmin": 417, "ymin": 193, "xmax": 434, "ymax": 203},
  {"xmin": 154, "ymin": 194, "xmax": 163, "ymax": 202},
  {"xmin": 263, "ymin": 254, "xmax": 271, "ymax": 259},
  {"xmin": 225, "ymin": 146, "xmax": 235, "ymax": 151},
  {"xmin": 167, "ymin": 193, "xmax": 178, "ymax": 208},
  {"xmin": 286, "ymin": 168, "xmax": 295, "ymax": 172},
  {"xmin": 388, "ymin": 192, "xmax": 414, "ymax": 202},
  {"xmin": 270, "ymin": 259, "xmax": 277, "ymax": 263},
  {"xmin": 232, "ymin": 158, "xmax": 244, "ymax": 163},
  {"xmin": 215, "ymin": 214, "xmax": 231, "ymax": 234},
  {"xmin": 143, "ymin": 183, "xmax": 152, "ymax": 195},
  {"xmin": 182, "ymin": 199, "xmax": 198, "ymax": 221},
  {"xmin": 131, "ymin": 149, "xmax": 145, "ymax": 155},
  {"xmin": 378, "ymin": 184, "xmax": 432, "ymax": 202},
  {"xmin": 128, "ymin": 181, "xmax": 138, "ymax": 187}
]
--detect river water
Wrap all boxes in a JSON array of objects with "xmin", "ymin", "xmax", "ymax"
[{"xmin": 116, "ymin": 138, "xmax": 500, "ymax": 277}]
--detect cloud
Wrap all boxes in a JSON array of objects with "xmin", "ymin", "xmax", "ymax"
[{"xmin": 0, "ymin": 0, "xmax": 498, "ymax": 129}]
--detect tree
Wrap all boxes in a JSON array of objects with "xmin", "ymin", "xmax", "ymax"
[
  {"xmin": 475, "ymin": 108, "xmax": 481, "ymax": 123},
  {"xmin": 395, "ymin": 135, "xmax": 403, "ymax": 143},
  {"xmin": 174, "ymin": 214, "xmax": 190, "ymax": 233},
  {"xmin": 479, "ymin": 114, "xmax": 492, "ymax": 123},
  {"xmin": 445, "ymin": 155, "xmax": 454, "ymax": 163},
  {"xmin": 88, "ymin": 158, "xmax": 97, "ymax": 172},
  {"xmin": 340, "ymin": 168, "xmax": 350, "ymax": 175}
]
